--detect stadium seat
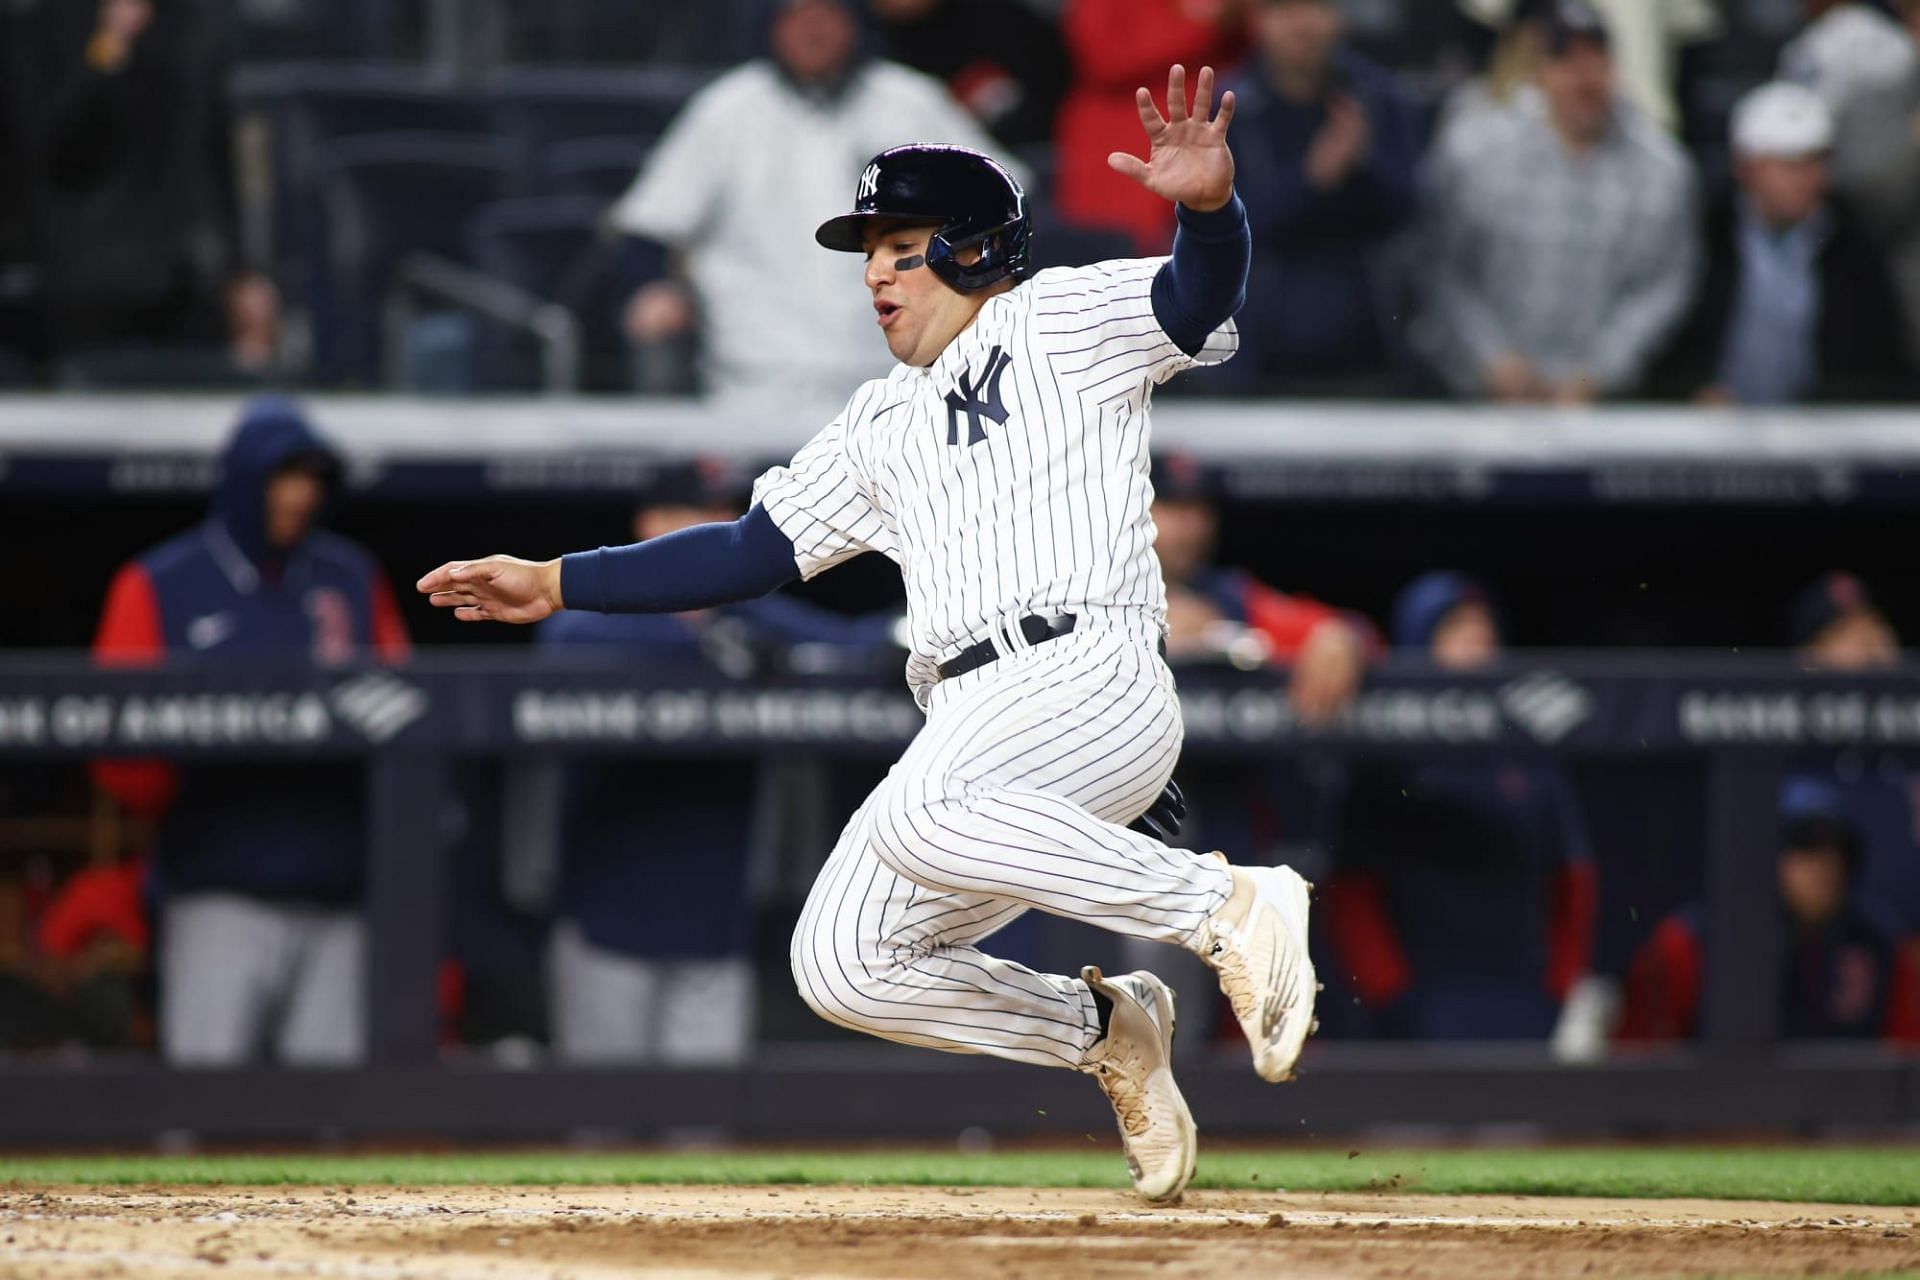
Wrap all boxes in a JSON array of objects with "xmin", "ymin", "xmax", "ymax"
[
  {"xmin": 312, "ymin": 132, "xmax": 523, "ymax": 385},
  {"xmin": 498, "ymin": 0, "xmax": 762, "ymax": 65},
  {"xmin": 465, "ymin": 196, "xmax": 611, "ymax": 304},
  {"xmin": 461, "ymin": 195, "xmax": 630, "ymax": 390},
  {"xmin": 537, "ymin": 137, "xmax": 651, "ymax": 201},
  {"xmin": 486, "ymin": 68, "xmax": 711, "ymax": 148}
]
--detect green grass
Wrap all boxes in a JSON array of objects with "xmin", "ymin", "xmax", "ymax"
[{"xmin": 1, "ymin": 1148, "xmax": 1917, "ymax": 1206}]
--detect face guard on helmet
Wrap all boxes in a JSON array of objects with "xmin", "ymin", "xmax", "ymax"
[{"xmin": 815, "ymin": 144, "xmax": 1032, "ymax": 292}]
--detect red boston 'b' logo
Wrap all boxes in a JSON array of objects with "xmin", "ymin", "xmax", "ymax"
[{"xmin": 306, "ymin": 588, "xmax": 355, "ymax": 666}]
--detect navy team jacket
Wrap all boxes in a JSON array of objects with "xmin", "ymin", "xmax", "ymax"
[{"xmin": 91, "ymin": 399, "xmax": 410, "ymax": 903}]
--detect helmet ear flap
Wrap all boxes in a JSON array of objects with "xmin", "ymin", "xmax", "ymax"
[{"xmin": 927, "ymin": 222, "xmax": 1029, "ymax": 292}]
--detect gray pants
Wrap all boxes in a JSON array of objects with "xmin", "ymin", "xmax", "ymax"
[
  {"xmin": 161, "ymin": 893, "xmax": 365, "ymax": 1067},
  {"xmin": 547, "ymin": 920, "xmax": 754, "ymax": 1065}
]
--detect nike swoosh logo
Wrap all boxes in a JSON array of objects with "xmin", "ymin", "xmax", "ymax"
[{"xmin": 187, "ymin": 612, "xmax": 236, "ymax": 650}]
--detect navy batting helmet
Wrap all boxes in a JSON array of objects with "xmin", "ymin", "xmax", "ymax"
[{"xmin": 814, "ymin": 144, "xmax": 1031, "ymax": 292}]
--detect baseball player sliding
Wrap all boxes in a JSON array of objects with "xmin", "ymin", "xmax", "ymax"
[{"xmin": 419, "ymin": 64, "xmax": 1316, "ymax": 1203}]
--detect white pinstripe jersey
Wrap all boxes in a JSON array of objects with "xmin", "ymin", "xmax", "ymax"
[{"xmin": 753, "ymin": 256, "xmax": 1238, "ymax": 699}]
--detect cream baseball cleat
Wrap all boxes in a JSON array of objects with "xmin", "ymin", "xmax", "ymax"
[
  {"xmin": 1078, "ymin": 965, "xmax": 1196, "ymax": 1204},
  {"xmin": 1193, "ymin": 854, "xmax": 1319, "ymax": 1082}
]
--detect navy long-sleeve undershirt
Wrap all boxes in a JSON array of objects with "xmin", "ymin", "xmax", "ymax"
[
  {"xmin": 560, "ymin": 505, "xmax": 798, "ymax": 614},
  {"xmin": 561, "ymin": 195, "xmax": 1249, "ymax": 615},
  {"xmin": 1152, "ymin": 193, "xmax": 1252, "ymax": 357}
]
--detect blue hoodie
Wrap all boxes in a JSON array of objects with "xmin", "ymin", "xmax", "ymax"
[{"xmin": 93, "ymin": 398, "xmax": 409, "ymax": 902}]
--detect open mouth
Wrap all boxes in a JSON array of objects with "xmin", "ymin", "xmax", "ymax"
[{"xmin": 874, "ymin": 300, "xmax": 901, "ymax": 328}]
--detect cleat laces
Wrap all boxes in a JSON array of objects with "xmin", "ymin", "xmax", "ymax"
[{"xmin": 1089, "ymin": 1049, "xmax": 1152, "ymax": 1137}]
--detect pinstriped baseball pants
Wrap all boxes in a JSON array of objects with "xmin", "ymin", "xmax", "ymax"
[{"xmin": 790, "ymin": 620, "xmax": 1235, "ymax": 1070}]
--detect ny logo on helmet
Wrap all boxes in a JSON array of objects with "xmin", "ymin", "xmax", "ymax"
[
  {"xmin": 858, "ymin": 164, "xmax": 880, "ymax": 201},
  {"xmin": 945, "ymin": 346, "xmax": 1013, "ymax": 447}
]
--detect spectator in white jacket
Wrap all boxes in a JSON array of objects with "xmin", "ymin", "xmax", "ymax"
[{"xmin": 611, "ymin": 0, "xmax": 1013, "ymax": 409}]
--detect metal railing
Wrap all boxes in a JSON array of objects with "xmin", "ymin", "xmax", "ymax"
[{"xmin": 383, "ymin": 253, "xmax": 582, "ymax": 394}]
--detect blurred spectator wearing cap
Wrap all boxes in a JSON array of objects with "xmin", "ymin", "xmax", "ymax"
[
  {"xmin": 1660, "ymin": 82, "xmax": 1910, "ymax": 406},
  {"xmin": 1415, "ymin": 1, "xmax": 1699, "ymax": 404},
  {"xmin": 537, "ymin": 461, "xmax": 896, "ymax": 1064},
  {"xmin": 1794, "ymin": 570, "xmax": 1901, "ymax": 674},
  {"xmin": 610, "ymin": 0, "xmax": 1009, "ymax": 405},
  {"xmin": 90, "ymin": 397, "xmax": 410, "ymax": 1065},
  {"xmin": 1787, "ymin": 573, "xmax": 1920, "ymax": 946},
  {"xmin": 1152, "ymin": 453, "xmax": 1372, "ymax": 725},
  {"xmin": 1317, "ymin": 571, "xmax": 1599, "ymax": 1042},
  {"xmin": 1217, "ymin": 0, "xmax": 1423, "ymax": 393},
  {"xmin": 1451, "ymin": 0, "xmax": 1721, "ymax": 138},
  {"xmin": 1617, "ymin": 778, "xmax": 1918, "ymax": 1043},
  {"xmin": 868, "ymin": 0, "xmax": 1069, "ymax": 152},
  {"xmin": 4, "ymin": 0, "xmax": 280, "ymax": 386},
  {"xmin": 1053, "ymin": 0, "xmax": 1248, "ymax": 255}
]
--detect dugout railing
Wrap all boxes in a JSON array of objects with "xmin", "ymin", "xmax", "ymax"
[{"xmin": 0, "ymin": 654, "xmax": 1915, "ymax": 1143}]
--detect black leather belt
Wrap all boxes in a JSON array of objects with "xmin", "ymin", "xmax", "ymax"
[{"xmin": 938, "ymin": 613, "xmax": 1077, "ymax": 681}]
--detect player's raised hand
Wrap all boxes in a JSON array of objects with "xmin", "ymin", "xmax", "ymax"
[
  {"xmin": 1108, "ymin": 64, "xmax": 1237, "ymax": 213},
  {"xmin": 417, "ymin": 555, "xmax": 563, "ymax": 624}
]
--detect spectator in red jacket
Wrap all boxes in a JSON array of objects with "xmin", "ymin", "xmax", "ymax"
[
  {"xmin": 36, "ymin": 857, "xmax": 148, "ymax": 1050},
  {"xmin": 1055, "ymin": 0, "xmax": 1248, "ymax": 254},
  {"xmin": 92, "ymin": 396, "xmax": 409, "ymax": 1066}
]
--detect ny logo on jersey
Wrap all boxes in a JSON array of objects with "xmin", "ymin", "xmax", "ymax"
[
  {"xmin": 944, "ymin": 346, "xmax": 1013, "ymax": 447},
  {"xmin": 858, "ymin": 164, "xmax": 880, "ymax": 201}
]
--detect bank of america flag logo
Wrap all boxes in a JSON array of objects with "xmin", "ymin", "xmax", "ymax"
[
  {"xmin": 330, "ymin": 672, "xmax": 429, "ymax": 744},
  {"xmin": 1499, "ymin": 671, "xmax": 1593, "ymax": 744}
]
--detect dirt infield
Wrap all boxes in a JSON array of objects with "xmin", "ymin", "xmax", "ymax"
[{"xmin": 3, "ymin": 1185, "xmax": 1918, "ymax": 1280}]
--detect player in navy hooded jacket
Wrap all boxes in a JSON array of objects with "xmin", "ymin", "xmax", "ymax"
[
  {"xmin": 1317, "ymin": 572, "xmax": 1598, "ymax": 1041},
  {"xmin": 91, "ymin": 396, "xmax": 409, "ymax": 1065},
  {"xmin": 537, "ymin": 463, "xmax": 896, "ymax": 1064}
]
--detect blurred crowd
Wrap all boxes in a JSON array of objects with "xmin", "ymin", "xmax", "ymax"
[
  {"xmin": 0, "ymin": 398, "xmax": 1915, "ymax": 1066},
  {"xmin": 0, "ymin": 0, "xmax": 1918, "ymax": 400}
]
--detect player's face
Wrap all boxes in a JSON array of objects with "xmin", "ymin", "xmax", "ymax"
[
  {"xmin": 862, "ymin": 222, "xmax": 988, "ymax": 367},
  {"xmin": 1538, "ymin": 42, "xmax": 1614, "ymax": 145},
  {"xmin": 1779, "ymin": 844, "xmax": 1847, "ymax": 926},
  {"xmin": 1803, "ymin": 610, "xmax": 1900, "ymax": 671},
  {"xmin": 1150, "ymin": 498, "xmax": 1217, "ymax": 586},
  {"xmin": 1252, "ymin": 0, "xmax": 1343, "ymax": 81},
  {"xmin": 771, "ymin": 0, "xmax": 858, "ymax": 84},
  {"xmin": 1739, "ymin": 154, "xmax": 1830, "ymax": 229},
  {"xmin": 264, "ymin": 467, "xmax": 325, "ymax": 550},
  {"xmin": 1430, "ymin": 601, "xmax": 1500, "ymax": 671}
]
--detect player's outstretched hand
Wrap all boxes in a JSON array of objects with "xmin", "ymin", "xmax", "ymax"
[
  {"xmin": 1108, "ymin": 64, "xmax": 1236, "ymax": 213},
  {"xmin": 417, "ymin": 555, "xmax": 563, "ymax": 624}
]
